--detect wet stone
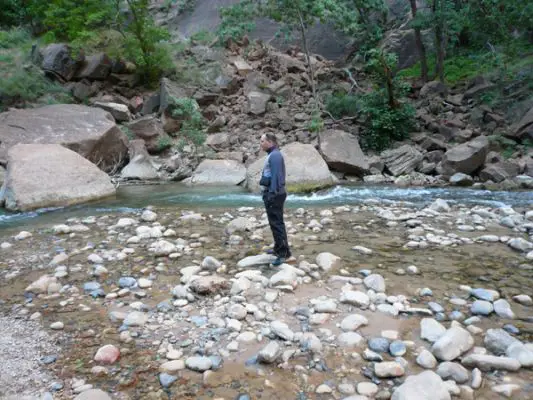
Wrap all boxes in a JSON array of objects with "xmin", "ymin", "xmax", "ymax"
[
  {"xmin": 471, "ymin": 300, "xmax": 494, "ymax": 316},
  {"xmin": 159, "ymin": 373, "xmax": 177, "ymax": 388},
  {"xmin": 390, "ymin": 341, "xmax": 407, "ymax": 356},
  {"xmin": 428, "ymin": 302, "xmax": 444, "ymax": 313},
  {"xmin": 368, "ymin": 337, "xmax": 390, "ymax": 353}
]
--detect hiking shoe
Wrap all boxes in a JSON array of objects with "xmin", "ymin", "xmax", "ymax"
[{"xmin": 271, "ymin": 257, "xmax": 285, "ymax": 267}]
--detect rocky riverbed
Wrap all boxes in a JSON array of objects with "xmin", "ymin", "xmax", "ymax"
[{"xmin": 1, "ymin": 198, "xmax": 532, "ymax": 400}]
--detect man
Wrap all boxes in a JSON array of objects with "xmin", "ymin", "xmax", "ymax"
[{"xmin": 259, "ymin": 133, "xmax": 292, "ymax": 266}]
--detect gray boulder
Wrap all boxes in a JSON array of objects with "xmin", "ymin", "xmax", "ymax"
[
  {"xmin": 381, "ymin": 145, "xmax": 424, "ymax": 176},
  {"xmin": 248, "ymin": 91, "xmax": 272, "ymax": 115},
  {"xmin": 431, "ymin": 326, "xmax": 474, "ymax": 361},
  {"xmin": 1, "ymin": 144, "xmax": 115, "ymax": 211},
  {"xmin": 246, "ymin": 143, "xmax": 334, "ymax": 193},
  {"xmin": 318, "ymin": 129, "xmax": 369, "ymax": 176},
  {"xmin": 391, "ymin": 371, "xmax": 451, "ymax": 400},
  {"xmin": 509, "ymin": 105, "xmax": 533, "ymax": 140},
  {"xmin": 40, "ymin": 43, "xmax": 82, "ymax": 81},
  {"xmin": 75, "ymin": 53, "xmax": 112, "ymax": 80},
  {"xmin": 449, "ymin": 172, "xmax": 474, "ymax": 186},
  {"xmin": 438, "ymin": 136, "xmax": 489, "ymax": 176},
  {"xmin": 127, "ymin": 116, "xmax": 171, "ymax": 154},
  {"xmin": 120, "ymin": 140, "xmax": 159, "ymax": 180},
  {"xmin": 0, "ymin": 104, "xmax": 129, "ymax": 172},
  {"xmin": 479, "ymin": 161, "xmax": 520, "ymax": 182},
  {"xmin": 186, "ymin": 159, "xmax": 246, "ymax": 185}
]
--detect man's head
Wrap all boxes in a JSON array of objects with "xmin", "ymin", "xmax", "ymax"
[{"xmin": 260, "ymin": 133, "xmax": 278, "ymax": 152}]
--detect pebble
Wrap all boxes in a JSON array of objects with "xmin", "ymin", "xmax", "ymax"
[
  {"xmin": 50, "ymin": 322, "xmax": 64, "ymax": 330},
  {"xmin": 368, "ymin": 337, "xmax": 390, "ymax": 353},
  {"xmin": 374, "ymin": 361, "xmax": 405, "ymax": 378},
  {"xmin": 471, "ymin": 300, "xmax": 494, "ymax": 315},
  {"xmin": 357, "ymin": 382, "xmax": 378, "ymax": 396},
  {"xmin": 416, "ymin": 349, "xmax": 437, "ymax": 369},
  {"xmin": 159, "ymin": 373, "xmax": 177, "ymax": 388},
  {"xmin": 185, "ymin": 356, "xmax": 213, "ymax": 372},
  {"xmin": 389, "ymin": 340, "xmax": 407, "ymax": 356}
]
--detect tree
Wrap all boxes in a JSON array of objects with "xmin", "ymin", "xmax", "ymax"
[
  {"xmin": 119, "ymin": 0, "xmax": 172, "ymax": 83},
  {"xmin": 409, "ymin": 0, "xmax": 428, "ymax": 82}
]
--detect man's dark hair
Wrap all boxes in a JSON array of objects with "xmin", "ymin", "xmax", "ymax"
[{"xmin": 263, "ymin": 132, "xmax": 278, "ymax": 145}]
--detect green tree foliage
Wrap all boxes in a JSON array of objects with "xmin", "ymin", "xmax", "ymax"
[
  {"xmin": 360, "ymin": 49, "xmax": 415, "ymax": 151},
  {"xmin": 121, "ymin": 0, "xmax": 172, "ymax": 83},
  {"xmin": 169, "ymin": 97, "xmax": 207, "ymax": 146}
]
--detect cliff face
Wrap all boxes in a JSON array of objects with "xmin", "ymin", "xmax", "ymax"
[{"xmin": 165, "ymin": 0, "xmax": 350, "ymax": 61}]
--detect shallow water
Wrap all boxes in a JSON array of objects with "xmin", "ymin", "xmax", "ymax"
[
  {"xmin": 1, "ymin": 183, "xmax": 532, "ymax": 230},
  {"xmin": 1, "ymin": 199, "xmax": 533, "ymax": 399}
]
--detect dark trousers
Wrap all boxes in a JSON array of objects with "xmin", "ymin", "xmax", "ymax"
[{"xmin": 263, "ymin": 192, "xmax": 291, "ymax": 258}]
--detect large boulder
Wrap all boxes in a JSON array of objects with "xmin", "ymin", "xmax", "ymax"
[
  {"xmin": 246, "ymin": 143, "xmax": 335, "ymax": 193},
  {"xmin": 1, "ymin": 144, "xmax": 115, "ymax": 211},
  {"xmin": 318, "ymin": 129, "xmax": 369, "ymax": 176},
  {"xmin": 510, "ymin": 106, "xmax": 533, "ymax": 140},
  {"xmin": 126, "ymin": 116, "xmax": 171, "ymax": 154},
  {"xmin": 0, "ymin": 104, "xmax": 129, "ymax": 172},
  {"xmin": 40, "ymin": 43, "xmax": 82, "ymax": 81},
  {"xmin": 391, "ymin": 371, "xmax": 451, "ymax": 400},
  {"xmin": 186, "ymin": 159, "xmax": 246, "ymax": 185},
  {"xmin": 479, "ymin": 161, "xmax": 520, "ymax": 182},
  {"xmin": 438, "ymin": 136, "xmax": 489, "ymax": 176},
  {"xmin": 120, "ymin": 140, "xmax": 159, "ymax": 180},
  {"xmin": 75, "ymin": 53, "xmax": 112, "ymax": 80},
  {"xmin": 381, "ymin": 145, "xmax": 424, "ymax": 176}
]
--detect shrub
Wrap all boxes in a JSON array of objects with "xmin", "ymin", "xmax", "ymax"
[
  {"xmin": 169, "ymin": 97, "xmax": 207, "ymax": 146},
  {"xmin": 359, "ymin": 90, "xmax": 415, "ymax": 152},
  {"xmin": 325, "ymin": 93, "xmax": 358, "ymax": 119},
  {"xmin": 0, "ymin": 27, "xmax": 31, "ymax": 49}
]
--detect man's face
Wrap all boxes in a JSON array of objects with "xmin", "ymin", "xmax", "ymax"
[{"xmin": 260, "ymin": 135, "xmax": 272, "ymax": 152}]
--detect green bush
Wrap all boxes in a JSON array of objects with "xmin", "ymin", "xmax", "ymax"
[
  {"xmin": 359, "ymin": 90, "xmax": 415, "ymax": 152},
  {"xmin": 325, "ymin": 93, "xmax": 358, "ymax": 118},
  {"xmin": 0, "ymin": 28, "xmax": 31, "ymax": 49},
  {"xmin": 0, "ymin": 64, "xmax": 71, "ymax": 110},
  {"xmin": 169, "ymin": 97, "xmax": 207, "ymax": 146}
]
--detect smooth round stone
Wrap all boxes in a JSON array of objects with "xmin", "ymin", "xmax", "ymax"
[
  {"xmin": 159, "ymin": 373, "xmax": 177, "ymax": 388},
  {"xmin": 118, "ymin": 277, "xmax": 137, "ymax": 288},
  {"xmin": 138, "ymin": 278, "xmax": 152, "ymax": 288},
  {"xmin": 357, "ymin": 381, "xmax": 379, "ymax": 396},
  {"xmin": 449, "ymin": 298, "xmax": 467, "ymax": 306},
  {"xmin": 338, "ymin": 383, "xmax": 355, "ymax": 395},
  {"xmin": 83, "ymin": 282, "xmax": 101, "ymax": 292},
  {"xmin": 407, "ymin": 265, "xmax": 419, "ymax": 274},
  {"xmin": 389, "ymin": 341, "xmax": 407, "ymax": 356},
  {"xmin": 235, "ymin": 394, "xmax": 251, "ymax": 400},
  {"xmin": 503, "ymin": 324, "xmax": 520, "ymax": 335},
  {"xmin": 50, "ymin": 321, "xmax": 64, "ymax": 330},
  {"xmin": 368, "ymin": 337, "xmax": 390, "ymax": 353},
  {"xmin": 316, "ymin": 384, "xmax": 333, "ymax": 394},
  {"xmin": 41, "ymin": 355, "xmax": 57, "ymax": 364},
  {"xmin": 209, "ymin": 355, "xmax": 223, "ymax": 370},
  {"xmin": 471, "ymin": 288, "xmax": 497, "ymax": 302},
  {"xmin": 448, "ymin": 311, "xmax": 465, "ymax": 321},
  {"xmin": 428, "ymin": 302, "xmax": 444, "ymax": 313},
  {"xmin": 471, "ymin": 300, "xmax": 494, "ymax": 316},
  {"xmin": 420, "ymin": 288, "xmax": 433, "ymax": 296},
  {"xmin": 185, "ymin": 356, "xmax": 213, "ymax": 372},
  {"xmin": 359, "ymin": 269, "xmax": 372, "ymax": 277}
]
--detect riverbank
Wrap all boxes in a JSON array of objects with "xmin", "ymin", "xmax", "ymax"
[{"xmin": 0, "ymin": 197, "xmax": 532, "ymax": 399}]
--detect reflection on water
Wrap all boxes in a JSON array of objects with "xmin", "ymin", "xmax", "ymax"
[{"xmin": 1, "ymin": 183, "xmax": 532, "ymax": 230}]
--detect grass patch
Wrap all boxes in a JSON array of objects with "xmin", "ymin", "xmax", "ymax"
[
  {"xmin": 0, "ymin": 28, "xmax": 72, "ymax": 111},
  {"xmin": 0, "ymin": 28, "xmax": 31, "ymax": 49},
  {"xmin": 398, "ymin": 47, "xmax": 533, "ymax": 86}
]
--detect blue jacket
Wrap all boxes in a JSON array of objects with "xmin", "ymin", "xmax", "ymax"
[{"xmin": 260, "ymin": 146, "xmax": 286, "ymax": 194}]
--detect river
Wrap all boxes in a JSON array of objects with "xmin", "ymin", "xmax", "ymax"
[{"xmin": 1, "ymin": 183, "xmax": 532, "ymax": 231}]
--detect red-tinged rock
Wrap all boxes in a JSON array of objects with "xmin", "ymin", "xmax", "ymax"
[{"xmin": 94, "ymin": 344, "xmax": 120, "ymax": 364}]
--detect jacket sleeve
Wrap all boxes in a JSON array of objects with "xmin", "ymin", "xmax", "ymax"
[{"xmin": 268, "ymin": 151, "xmax": 282, "ymax": 193}]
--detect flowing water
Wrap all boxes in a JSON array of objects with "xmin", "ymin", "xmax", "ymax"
[{"xmin": 1, "ymin": 183, "xmax": 532, "ymax": 231}]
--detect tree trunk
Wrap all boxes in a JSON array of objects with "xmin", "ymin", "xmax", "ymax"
[
  {"xmin": 434, "ymin": 0, "xmax": 446, "ymax": 82},
  {"xmin": 409, "ymin": 0, "xmax": 428, "ymax": 82},
  {"xmin": 297, "ymin": 11, "xmax": 317, "ymax": 109}
]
